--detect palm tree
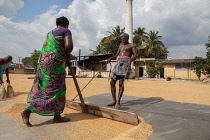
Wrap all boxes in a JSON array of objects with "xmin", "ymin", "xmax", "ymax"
[
  {"xmin": 89, "ymin": 25, "xmax": 125, "ymax": 55},
  {"xmin": 142, "ymin": 30, "xmax": 168, "ymax": 59},
  {"xmin": 133, "ymin": 27, "xmax": 147, "ymax": 46},
  {"xmin": 133, "ymin": 27, "xmax": 148, "ymax": 58},
  {"xmin": 89, "ymin": 44, "xmax": 104, "ymax": 55},
  {"xmin": 101, "ymin": 25, "xmax": 125, "ymax": 54},
  {"xmin": 108, "ymin": 25, "xmax": 124, "ymax": 36}
]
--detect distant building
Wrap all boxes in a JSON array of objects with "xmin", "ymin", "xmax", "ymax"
[
  {"xmin": 156, "ymin": 59, "xmax": 203, "ymax": 80},
  {"xmin": 69, "ymin": 53, "xmax": 113, "ymax": 77},
  {"xmin": 134, "ymin": 58, "xmax": 206, "ymax": 80},
  {"xmin": 68, "ymin": 54, "xmax": 205, "ymax": 80},
  {"xmin": 11, "ymin": 63, "xmax": 35, "ymax": 74}
]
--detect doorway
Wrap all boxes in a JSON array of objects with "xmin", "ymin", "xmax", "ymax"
[
  {"xmin": 160, "ymin": 68, "xmax": 164, "ymax": 78},
  {"xmin": 139, "ymin": 67, "xmax": 144, "ymax": 77}
]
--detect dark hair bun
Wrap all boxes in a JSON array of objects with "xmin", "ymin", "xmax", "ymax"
[{"xmin": 56, "ymin": 16, "xmax": 69, "ymax": 26}]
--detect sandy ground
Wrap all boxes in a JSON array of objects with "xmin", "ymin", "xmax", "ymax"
[{"xmin": 1, "ymin": 74, "xmax": 210, "ymax": 139}]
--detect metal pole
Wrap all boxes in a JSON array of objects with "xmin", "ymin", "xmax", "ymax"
[
  {"xmin": 79, "ymin": 49, "xmax": 81, "ymax": 62},
  {"xmin": 18, "ymin": 56, "xmax": 21, "ymax": 69}
]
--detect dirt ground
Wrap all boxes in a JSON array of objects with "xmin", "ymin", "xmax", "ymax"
[
  {"xmin": 1, "ymin": 74, "xmax": 210, "ymax": 139},
  {"xmin": 6, "ymin": 74, "xmax": 210, "ymax": 105}
]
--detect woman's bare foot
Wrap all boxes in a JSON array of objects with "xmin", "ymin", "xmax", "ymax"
[
  {"xmin": 107, "ymin": 102, "xmax": 116, "ymax": 106},
  {"xmin": 21, "ymin": 109, "xmax": 32, "ymax": 127},
  {"xmin": 53, "ymin": 115, "xmax": 70, "ymax": 123}
]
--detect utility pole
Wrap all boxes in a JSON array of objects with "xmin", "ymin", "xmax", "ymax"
[
  {"xmin": 18, "ymin": 56, "xmax": 21, "ymax": 69},
  {"xmin": 78, "ymin": 49, "xmax": 81, "ymax": 74},
  {"xmin": 79, "ymin": 49, "xmax": 81, "ymax": 63}
]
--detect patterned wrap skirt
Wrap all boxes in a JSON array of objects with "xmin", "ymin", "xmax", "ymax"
[
  {"xmin": 26, "ymin": 31, "xmax": 67, "ymax": 116},
  {"xmin": 110, "ymin": 56, "xmax": 131, "ymax": 80}
]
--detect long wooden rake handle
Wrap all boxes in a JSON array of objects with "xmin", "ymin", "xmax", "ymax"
[
  {"xmin": 67, "ymin": 63, "xmax": 86, "ymax": 112},
  {"xmin": 72, "ymin": 63, "xmax": 107, "ymax": 100}
]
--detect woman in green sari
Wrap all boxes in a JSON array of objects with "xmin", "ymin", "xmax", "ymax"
[{"xmin": 21, "ymin": 16, "xmax": 73, "ymax": 127}]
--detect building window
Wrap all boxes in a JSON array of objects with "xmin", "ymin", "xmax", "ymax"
[{"xmin": 175, "ymin": 64, "xmax": 190, "ymax": 70}]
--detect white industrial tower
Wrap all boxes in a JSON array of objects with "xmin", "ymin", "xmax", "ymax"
[{"xmin": 125, "ymin": 0, "xmax": 133, "ymax": 43}]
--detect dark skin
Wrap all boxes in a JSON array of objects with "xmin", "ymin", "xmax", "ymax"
[
  {"xmin": 107, "ymin": 35, "xmax": 137, "ymax": 109},
  {"xmin": 0, "ymin": 58, "xmax": 12, "ymax": 85},
  {"xmin": 21, "ymin": 22, "xmax": 73, "ymax": 127}
]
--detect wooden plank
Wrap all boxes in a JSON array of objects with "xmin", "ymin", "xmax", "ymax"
[{"xmin": 65, "ymin": 100, "xmax": 140, "ymax": 125}]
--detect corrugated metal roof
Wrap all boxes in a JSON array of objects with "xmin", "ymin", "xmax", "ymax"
[{"xmin": 156, "ymin": 59, "xmax": 194, "ymax": 64}]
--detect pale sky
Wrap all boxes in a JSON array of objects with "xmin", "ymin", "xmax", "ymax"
[{"xmin": 0, "ymin": 0, "xmax": 209, "ymax": 63}]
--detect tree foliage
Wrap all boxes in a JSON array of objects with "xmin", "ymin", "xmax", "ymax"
[
  {"xmin": 22, "ymin": 57, "xmax": 31, "ymax": 65},
  {"xmin": 30, "ymin": 50, "xmax": 40, "ymax": 70},
  {"xmin": 102, "ymin": 25, "xmax": 124, "ymax": 54},
  {"xmin": 133, "ymin": 27, "xmax": 147, "ymax": 46},
  {"xmin": 142, "ymin": 30, "xmax": 168, "ymax": 59},
  {"xmin": 133, "ymin": 27, "xmax": 148, "ymax": 58},
  {"xmin": 89, "ymin": 44, "xmax": 104, "ymax": 55},
  {"xmin": 89, "ymin": 25, "xmax": 124, "ymax": 55},
  {"xmin": 205, "ymin": 36, "xmax": 210, "ymax": 59},
  {"xmin": 91, "ymin": 25, "xmax": 169, "ymax": 59},
  {"xmin": 146, "ymin": 64, "xmax": 163, "ymax": 78},
  {"xmin": 192, "ymin": 57, "xmax": 209, "ymax": 80},
  {"xmin": 205, "ymin": 36, "xmax": 210, "ymax": 75}
]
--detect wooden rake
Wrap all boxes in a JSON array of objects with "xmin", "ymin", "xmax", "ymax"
[{"xmin": 66, "ymin": 63, "xmax": 140, "ymax": 125}]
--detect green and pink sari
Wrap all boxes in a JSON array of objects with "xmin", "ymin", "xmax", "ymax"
[
  {"xmin": 0, "ymin": 60, "xmax": 8, "ymax": 80},
  {"xmin": 26, "ymin": 31, "xmax": 67, "ymax": 116}
]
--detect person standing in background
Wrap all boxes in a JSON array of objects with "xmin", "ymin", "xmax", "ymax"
[
  {"xmin": 0, "ymin": 55, "xmax": 13, "ymax": 85},
  {"xmin": 106, "ymin": 33, "xmax": 137, "ymax": 109}
]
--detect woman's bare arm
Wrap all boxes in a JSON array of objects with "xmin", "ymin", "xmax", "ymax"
[{"xmin": 64, "ymin": 35, "xmax": 73, "ymax": 66}]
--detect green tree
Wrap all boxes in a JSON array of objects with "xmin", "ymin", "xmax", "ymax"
[
  {"xmin": 107, "ymin": 25, "xmax": 124, "ymax": 36},
  {"xmin": 205, "ymin": 36, "xmax": 210, "ymax": 59},
  {"xmin": 30, "ymin": 50, "xmax": 40, "ymax": 70},
  {"xmin": 92, "ymin": 26, "xmax": 168, "ymax": 59},
  {"xmin": 146, "ymin": 64, "xmax": 163, "ymax": 78},
  {"xmin": 142, "ymin": 30, "xmax": 168, "ymax": 59},
  {"xmin": 133, "ymin": 27, "xmax": 148, "ymax": 58},
  {"xmin": 205, "ymin": 36, "xmax": 210, "ymax": 75},
  {"xmin": 89, "ymin": 44, "xmax": 104, "ymax": 55},
  {"xmin": 95, "ymin": 25, "xmax": 125, "ymax": 55},
  {"xmin": 133, "ymin": 27, "xmax": 147, "ymax": 46},
  {"xmin": 192, "ymin": 57, "xmax": 209, "ymax": 80},
  {"xmin": 22, "ymin": 57, "xmax": 31, "ymax": 65}
]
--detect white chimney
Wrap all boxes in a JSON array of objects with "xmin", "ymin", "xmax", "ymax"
[{"xmin": 125, "ymin": 0, "xmax": 133, "ymax": 43}]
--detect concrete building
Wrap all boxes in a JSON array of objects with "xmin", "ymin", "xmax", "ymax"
[
  {"xmin": 134, "ymin": 58, "xmax": 205, "ymax": 80},
  {"xmin": 70, "ymin": 54, "xmax": 205, "ymax": 80}
]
